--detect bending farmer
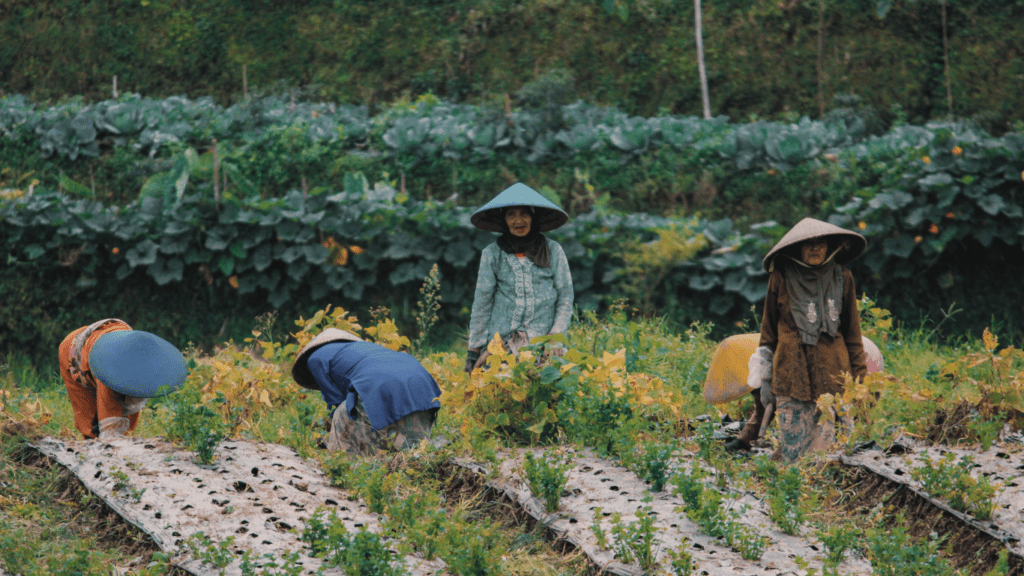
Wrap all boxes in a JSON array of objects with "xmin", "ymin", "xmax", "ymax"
[
  {"xmin": 292, "ymin": 329, "xmax": 442, "ymax": 455},
  {"xmin": 58, "ymin": 319, "xmax": 188, "ymax": 439},
  {"xmin": 751, "ymin": 218, "xmax": 869, "ymax": 462},
  {"xmin": 465, "ymin": 183, "xmax": 574, "ymax": 373}
]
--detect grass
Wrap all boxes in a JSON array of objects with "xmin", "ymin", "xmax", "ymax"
[{"xmin": 2, "ymin": 305, "xmax": 1022, "ymax": 574}]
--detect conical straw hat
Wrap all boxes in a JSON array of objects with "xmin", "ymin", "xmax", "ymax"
[
  {"xmin": 762, "ymin": 217, "xmax": 866, "ymax": 272},
  {"xmin": 89, "ymin": 331, "xmax": 188, "ymax": 398},
  {"xmin": 471, "ymin": 183, "xmax": 569, "ymax": 232},
  {"xmin": 291, "ymin": 328, "xmax": 363, "ymax": 391}
]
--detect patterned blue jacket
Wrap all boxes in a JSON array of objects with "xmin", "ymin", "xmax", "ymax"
[{"xmin": 468, "ymin": 239, "xmax": 574, "ymax": 350}]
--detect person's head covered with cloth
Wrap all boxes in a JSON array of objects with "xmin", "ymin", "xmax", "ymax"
[
  {"xmin": 58, "ymin": 319, "xmax": 188, "ymax": 439},
  {"xmin": 291, "ymin": 328, "xmax": 441, "ymax": 456},
  {"xmin": 464, "ymin": 182, "xmax": 575, "ymax": 373}
]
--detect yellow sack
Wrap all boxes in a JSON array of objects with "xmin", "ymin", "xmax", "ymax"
[
  {"xmin": 703, "ymin": 333, "xmax": 886, "ymax": 405},
  {"xmin": 703, "ymin": 333, "xmax": 761, "ymax": 405}
]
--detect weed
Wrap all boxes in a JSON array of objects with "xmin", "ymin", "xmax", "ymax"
[
  {"xmin": 441, "ymin": 526, "xmax": 502, "ymax": 576},
  {"xmin": 758, "ymin": 460, "xmax": 805, "ymax": 535},
  {"xmin": 910, "ymin": 452, "xmax": 999, "ymax": 519},
  {"xmin": 865, "ymin": 520, "xmax": 958, "ymax": 576},
  {"xmin": 522, "ymin": 450, "xmax": 573, "ymax": 513},
  {"xmin": 413, "ymin": 263, "xmax": 442, "ymax": 353},
  {"xmin": 815, "ymin": 521, "xmax": 862, "ymax": 573}
]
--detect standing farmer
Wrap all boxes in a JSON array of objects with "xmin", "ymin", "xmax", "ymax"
[
  {"xmin": 58, "ymin": 319, "xmax": 187, "ymax": 439},
  {"xmin": 465, "ymin": 183, "xmax": 574, "ymax": 373},
  {"xmin": 751, "ymin": 218, "xmax": 869, "ymax": 462}
]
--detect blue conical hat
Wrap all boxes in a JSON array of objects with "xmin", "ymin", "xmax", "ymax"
[
  {"xmin": 89, "ymin": 331, "xmax": 189, "ymax": 398},
  {"xmin": 471, "ymin": 183, "xmax": 569, "ymax": 232}
]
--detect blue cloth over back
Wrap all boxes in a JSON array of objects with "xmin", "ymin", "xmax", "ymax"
[{"xmin": 306, "ymin": 341, "xmax": 442, "ymax": 431}]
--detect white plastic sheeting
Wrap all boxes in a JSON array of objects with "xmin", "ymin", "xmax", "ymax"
[
  {"xmin": 32, "ymin": 436, "xmax": 445, "ymax": 576},
  {"xmin": 459, "ymin": 447, "xmax": 875, "ymax": 575}
]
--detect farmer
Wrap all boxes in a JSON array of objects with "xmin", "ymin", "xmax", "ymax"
[
  {"xmin": 733, "ymin": 218, "xmax": 869, "ymax": 462},
  {"xmin": 292, "ymin": 328, "xmax": 442, "ymax": 455},
  {"xmin": 465, "ymin": 183, "xmax": 574, "ymax": 373},
  {"xmin": 58, "ymin": 319, "xmax": 188, "ymax": 439}
]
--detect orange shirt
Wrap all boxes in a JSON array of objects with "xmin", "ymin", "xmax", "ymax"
[{"xmin": 58, "ymin": 321, "xmax": 138, "ymax": 439}]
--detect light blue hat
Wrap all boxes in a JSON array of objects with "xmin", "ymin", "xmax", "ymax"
[
  {"xmin": 470, "ymin": 183, "xmax": 569, "ymax": 232},
  {"xmin": 89, "ymin": 331, "xmax": 188, "ymax": 398}
]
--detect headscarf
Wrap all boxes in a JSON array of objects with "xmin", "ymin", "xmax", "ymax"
[
  {"xmin": 780, "ymin": 247, "xmax": 845, "ymax": 346},
  {"xmin": 494, "ymin": 206, "xmax": 551, "ymax": 267}
]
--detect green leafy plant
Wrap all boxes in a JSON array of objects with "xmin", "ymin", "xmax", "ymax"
[
  {"xmin": 108, "ymin": 466, "xmax": 145, "ymax": 503},
  {"xmin": 183, "ymin": 533, "xmax": 235, "ymax": 574},
  {"xmin": 815, "ymin": 522, "xmax": 862, "ymax": 574},
  {"xmin": 865, "ymin": 519, "xmax": 958, "ymax": 576},
  {"xmin": 590, "ymin": 507, "xmax": 610, "ymax": 550},
  {"xmin": 666, "ymin": 544, "xmax": 696, "ymax": 576},
  {"xmin": 162, "ymin": 384, "xmax": 226, "ymax": 465},
  {"xmin": 609, "ymin": 499, "xmax": 660, "ymax": 571},
  {"xmin": 758, "ymin": 460, "xmax": 806, "ymax": 535},
  {"xmin": 413, "ymin": 263, "xmax": 442, "ymax": 353},
  {"xmin": 633, "ymin": 442, "xmax": 674, "ymax": 492},
  {"xmin": 910, "ymin": 452, "xmax": 999, "ymax": 520},
  {"xmin": 522, "ymin": 450, "xmax": 574, "ymax": 513}
]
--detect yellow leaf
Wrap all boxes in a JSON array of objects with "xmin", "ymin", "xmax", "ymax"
[
  {"xmin": 602, "ymin": 349, "xmax": 627, "ymax": 370},
  {"xmin": 259, "ymin": 390, "xmax": 272, "ymax": 408},
  {"xmin": 487, "ymin": 333, "xmax": 505, "ymax": 357},
  {"xmin": 512, "ymin": 389, "xmax": 528, "ymax": 402},
  {"xmin": 983, "ymin": 328, "xmax": 998, "ymax": 352}
]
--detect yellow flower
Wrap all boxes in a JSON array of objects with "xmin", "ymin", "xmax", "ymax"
[
  {"xmin": 914, "ymin": 235, "xmax": 923, "ymax": 243},
  {"xmin": 928, "ymin": 223, "xmax": 939, "ymax": 234},
  {"xmin": 857, "ymin": 221, "xmax": 867, "ymax": 230},
  {"xmin": 945, "ymin": 212, "xmax": 955, "ymax": 219},
  {"xmin": 228, "ymin": 275, "xmax": 239, "ymax": 289},
  {"xmin": 952, "ymin": 146, "xmax": 962, "ymax": 156},
  {"xmin": 350, "ymin": 245, "xmax": 365, "ymax": 255},
  {"xmin": 312, "ymin": 110, "xmax": 319, "ymax": 118},
  {"xmin": 111, "ymin": 247, "xmax": 120, "ymax": 255},
  {"xmin": 922, "ymin": 156, "xmax": 931, "ymax": 164},
  {"xmin": 767, "ymin": 169, "xmax": 778, "ymax": 175}
]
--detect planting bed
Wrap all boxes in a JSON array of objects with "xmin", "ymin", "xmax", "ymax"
[
  {"xmin": 28, "ymin": 434, "xmax": 1024, "ymax": 576},
  {"xmin": 838, "ymin": 444, "xmax": 1024, "ymax": 574},
  {"xmin": 31, "ymin": 437, "xmax": 446, "ymax": 576},
  {"xmin": 459, "ymin": 447, "xmax": 875, "ymax": 575}
]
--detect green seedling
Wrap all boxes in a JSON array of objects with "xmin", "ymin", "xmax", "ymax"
[{"xmin": 522, "ymin": 450, "xmax": 574, "ymax": 513}]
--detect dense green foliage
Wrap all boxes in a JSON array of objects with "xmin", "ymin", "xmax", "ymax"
[
  {"xmin": 2, "ymin": 0, "xmax": 1023, "ymax": 130},
  {"xmin": 2, "ymin": 92, "xmax": 1023, "ymax": 366}
]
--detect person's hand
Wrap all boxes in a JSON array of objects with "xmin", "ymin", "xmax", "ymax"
[{"xmin": 465, "ymin": 348, "xmax": 481, "ymax": 374}]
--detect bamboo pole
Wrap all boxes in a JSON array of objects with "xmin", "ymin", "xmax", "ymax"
[
  {"xmin": 817, "ymin": 0, "xmax": 827, "ymax": 118},
  {"xmin": 695, "ymin": 0, "xmax": 711, "ymax": 119},
  {"xmin": 113, "ymin": 75, "xmax": 118, "ymax": 99}
]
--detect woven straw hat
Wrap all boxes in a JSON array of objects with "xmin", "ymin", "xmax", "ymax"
[
  {"xmin": 89, "ymin": 331, "xmax": 188, "ymax": 398},
  {"xmin": 291, "ymin": 328, "xmax": 363, "ymax": 391},
  {"xmin": 470, "ymin": 183, "xmax": 569, "ymax": 232},
  {"xmin": 762, "ymin": 217, "xmax": 866, "ymax": 272}
]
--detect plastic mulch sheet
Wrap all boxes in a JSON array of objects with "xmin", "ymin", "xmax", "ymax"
[{"xmin": 31, "ymin": 436, "xmax": 446, "ymax": 576}]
